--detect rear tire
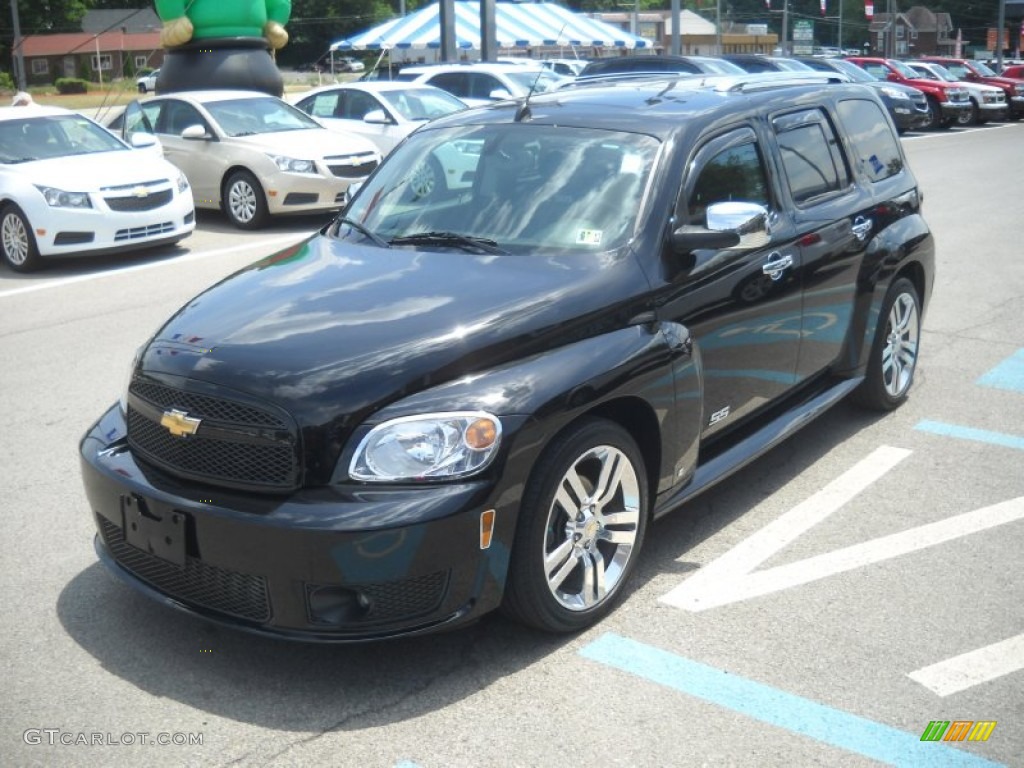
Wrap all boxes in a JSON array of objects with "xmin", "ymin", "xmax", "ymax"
[
  {"xmin": 851, "ymin": 277, "xmax": 921, "ymax": 411},
  {"xmin": 502, "ymin": 418, "xmax": 648, "ymax": 633}
]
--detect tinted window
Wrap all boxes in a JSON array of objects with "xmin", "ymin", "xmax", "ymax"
[
  {"xmin": 836, "ymin": 99, "xmax": 904, "ymax": 181},
  {"xmin": 774, "ymin": 110, "xmax": 849, "ymax": 205},
  {"xmin": 688, "ymin": 139, "xmax": 770, "ymax": 223}
]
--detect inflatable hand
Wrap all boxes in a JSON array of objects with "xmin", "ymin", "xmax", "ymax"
[
  {"xmin": 160, "ymin": 15, "xmax": 194, "ymax": 48},
  {"xmin": 264, "ymin": 20, "xmax": 289, "ymax": 50}
]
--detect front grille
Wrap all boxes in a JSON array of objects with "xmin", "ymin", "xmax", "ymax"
[
  {"xmin": 326, "ymin": 156, "xmax": 378, "ymax": 179},
  {"xmin": 127, "ymin": 375, "xmax": 299, "ymax": 491},
  {"xmin": 99, "ymin": 516, "xmax": 271, "ymax": 623},
  {"xmin": 131, "ymin": 377, "xmax": 287, "ymax": 427},
  {"xmin": 115, "ymin": 222, "xmax": 174, "ymax": 241},
  {"xmin": 106, "ymin": 189, "xmax": 173, "ymax": 212}
]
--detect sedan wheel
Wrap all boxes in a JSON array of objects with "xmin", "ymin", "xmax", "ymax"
[
  {"xmin": 852, "ymin": 277, "xmax": 921, "ymax": 411},
  {"xmin": 406, "ymin": 157, "xmax": 445, "ymax": 201},
  {"xmin": 503, "ymin": 418, "xmax": 647, "ymax": 633},
  {"xmin": 0, "ymin": 204, "xmax": 42, "ymax": 272},
  {"xmin": 224, "ymin": 170, "xmax": 269, "ymax": 229}
]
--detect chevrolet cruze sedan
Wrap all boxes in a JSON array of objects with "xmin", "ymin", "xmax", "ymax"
[
  {"xmin": 112, "ymin": 90, "xmax": 381, "ymax": 229},
  {"xmin": 1, "ymin": 105, "xmax": 194, "ymax": 272}
]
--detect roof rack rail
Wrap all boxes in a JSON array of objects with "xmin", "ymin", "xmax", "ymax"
[{"xmin": 559, "ymin": 71, "xmax": 847, "ymax": 93}]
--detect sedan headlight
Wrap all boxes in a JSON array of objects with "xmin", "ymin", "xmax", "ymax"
[
  {"xmin": 35, "ymin": 185, "xmax": 92, "ymax": 209},
  {"xmin": 879, "ymin": 86, "xmax": 910, "ymax": 101},
  {"xmin": 349, "ymin": 412, "xmax": 502, "ymax": 482},
  {"xmin": 176, "ymin": 170, "xmax": 189, "ymax": 192},
  {"xmin": 267, "ymin": 153, "xmax": 316, "ymax": 174}
]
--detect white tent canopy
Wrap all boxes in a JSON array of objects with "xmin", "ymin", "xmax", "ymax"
[{"xmin": 331, "ymin": 2, "xmax": 652, "ymax": 52}]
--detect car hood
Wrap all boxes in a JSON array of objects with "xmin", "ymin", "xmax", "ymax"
[
  {"xmin": 13, "ymin": 150, "xmax": 177, "ymax": 189},
  {"xmin": 230, "ymin": 128, "xmax": 379, "ymax": 158},
  {"xmin": 140, "ymin": 233, "xmax": 649, "ymax": 469}
]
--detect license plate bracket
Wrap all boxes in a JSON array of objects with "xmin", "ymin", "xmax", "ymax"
[{"xmin": 122, "ymin": 494, "xmax": 187, "ymax": 567}]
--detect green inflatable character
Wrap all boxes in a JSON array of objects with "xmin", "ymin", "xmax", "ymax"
[{"xmin": 156, "ymin": 0, "xmax": 292, "ymax": 50}]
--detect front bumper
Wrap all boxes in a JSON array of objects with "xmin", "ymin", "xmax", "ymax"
[
  {"xmin": 80, "ymin": 404, "xmax": 512, "ymax": 642},
  {"xmin": 33, "ymin": 192, "xmax": 194, "ymax": 258},
  {"xmin": 940, "ymin": 101, "xmax": 972, "ymax": 121},
  {"xmin": 890, "ymin": 104, "xmax": 931, "ymax": 131},
  {"xmin": 1009, "ymin": 95, "xmax": 1024, "ymax": 118}
]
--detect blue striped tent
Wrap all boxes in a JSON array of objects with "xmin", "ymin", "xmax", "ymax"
[{"xmin": 331, "ymin": 2, "xmax": 652, "ymax": 51}]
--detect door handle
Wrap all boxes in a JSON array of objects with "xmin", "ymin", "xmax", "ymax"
[
  {"xmin": 762, "ymin": 252, "xmax": 793, "ymax": 281},
  {"xmin": 851, "ymin": 215, "xmax": 873, "ymax": 242}
]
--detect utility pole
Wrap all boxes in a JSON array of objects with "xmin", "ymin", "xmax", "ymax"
[
  {"xmin": 781, "ymin": 0, "xmax": 790, "ymax": 55},
  {"xmin": 996, "ymin": 0, "xmax": 1006, "ymax": 70},
  {"xmin": 10, "ymin": 0, "xmax": 26, "ymax": 90}
]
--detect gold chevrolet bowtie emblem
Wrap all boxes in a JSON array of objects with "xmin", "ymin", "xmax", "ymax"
[
  {"xmin": 160, "ymin": 409, "xmax": 201, "ymax": 437},
  {"xmin": 131, "ymin": 185, "xmax": 149, "ymax": 198}
]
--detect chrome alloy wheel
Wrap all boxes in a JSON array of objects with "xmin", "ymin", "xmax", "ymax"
[
  {"xmin": 542, "ymin": 444, "xmax": 641, "ymax": 611},
  {"xmin": 1, "ymin": 210, "xmax": 30, "ymax": 267},
  {"xmin": 881, "ymin": 291, "xmax": 920, "ymax": 398},
  {"xmin": 228, "ymin": 179, "xmax": 258, "ymax": 224},
  {"xmin": 408, "ymin": 159, "xmax": 438, "ymax": 199}
]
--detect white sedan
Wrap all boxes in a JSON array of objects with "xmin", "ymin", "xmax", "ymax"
[
  {"xmin": 291, "ymin": 81, "xmax": 468, "ymax": 155},
  {"xmin": 0, "ymin": 105, "xmax": 194, "ymax": 272}
]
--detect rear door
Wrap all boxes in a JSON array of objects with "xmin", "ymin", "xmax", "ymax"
[{"xmin": 768, "ymin": 106, "xmax": 869, "ymax": 382}]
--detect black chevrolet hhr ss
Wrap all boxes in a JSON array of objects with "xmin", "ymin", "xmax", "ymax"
[{"xmin": 80, "ymin": 74, "xmax": 934, "ymax": 641}]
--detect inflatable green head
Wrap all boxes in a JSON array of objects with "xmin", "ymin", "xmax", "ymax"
[{"xmin": 156, "ymin": 0, "xmax": 292, "ymax": 49}]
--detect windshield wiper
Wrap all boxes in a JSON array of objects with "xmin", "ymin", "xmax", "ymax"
[
  {"xmin": 333, "ymin": 216, "xmax": 391, "ymax": 248},
  {"xmin": 388, "ymin": 231, "xmax": 508, "ymax": 255}
]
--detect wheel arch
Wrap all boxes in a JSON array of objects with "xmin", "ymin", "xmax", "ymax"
[{"xmin": 220, "ymin": 165, "xmax": 262, "ymax": 207}]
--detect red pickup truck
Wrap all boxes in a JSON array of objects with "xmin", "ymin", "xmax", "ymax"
[
  {"xmin": 919, "ymin": 57, "xmax": 1024, "ymax": 120},
  {"xmin": 846, "ymin": 57, "xmax": 972, "ymax": 129}
]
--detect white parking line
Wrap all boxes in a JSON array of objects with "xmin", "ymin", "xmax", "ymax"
[
  {"xmin": 0, "ymin": 234, "xmax": 303, "ymax": 300},
  {"xmin": 908, "ymin": 633, "xmax": 1024, "ymax": 697}
]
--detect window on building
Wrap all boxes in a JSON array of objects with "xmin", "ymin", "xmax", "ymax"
[
  {"xmin": 31, "ymin": 59, "xmax": 49, "ymax": 75},
  {"xmin": 135, "ymin": 55, "xmax": 148, "ymax": 68},
  {"xmin": 91, "ymin": 54, "xmax": 112, "ymax": 71}
]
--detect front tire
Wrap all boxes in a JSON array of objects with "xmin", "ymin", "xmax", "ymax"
[
  {"xmin": 852, "ymin": 277, "xmax": 921, "ymax": 411},
  {"xmin": 502, "ymin": 418, "xmax": 648, "ymax": 633},
  {"xmin": 1, "ymin": 204, "xmax": 42, "ymax": 272},
  {"xmin": 223, "ymin": 170, "xmax": 269, "ymax": 229}
]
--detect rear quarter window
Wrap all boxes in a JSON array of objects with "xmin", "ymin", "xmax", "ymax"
[{"xmin": 836, "ymin": 99, "xmax": 904, "ymax": 182}]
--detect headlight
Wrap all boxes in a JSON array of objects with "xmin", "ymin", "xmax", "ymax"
[
  {"xmin": 118, "ymin": 346, "xmax": 144, "ymax": 415},
  {"xmin": 267, "ymin": 153, "xmax": 316, "ymax": 174},
  {"xmin": 349, "ymin": 412, "xmax": 502, "ymax": 482},
  {"xmin": 35, "ymin": 185, "xmax": 92, "ymax": 209},
  {"xmin": 880, "ymin": 86, "xmax": 910, "ymax": 100},
  {"xmin": 176, "ymin": 170, "xmax": 189, "ymax": 192}
]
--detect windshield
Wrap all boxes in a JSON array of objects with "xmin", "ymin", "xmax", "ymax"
[
  {"xmin": 341, "ymin": 124, "xmax": 659, "ymax": 254},
  {"xmin": 694, "ymin": 57, "xmax": 745, "ymax": 74},
  {"xmin": 0, "ymin": 114, "xmax": 127, "ymax": 164},
  {"xmin": 921, "ymin": 64, "xmax": 956, "ymax": 81},
  {"xmin": 889, "ymin": 60, "xmax": 921, "ymax": 79},
  {"xmin": 205, "ymin": 97, "xmax": 321, "ymax": 136},
  {"xmin": 973, "ymin": 61, "xmax": 996, "ymax": 76},
  {"xmin": 830, "ymin": 58, "xmax": 875, "ymax": 82},
  {"xmin": 380, "ymin": 88, "xmax": 466, "ymax": 121},
  {"xmin": 503, "ymin": 70, "xmax": 567, "ymax": 94}
]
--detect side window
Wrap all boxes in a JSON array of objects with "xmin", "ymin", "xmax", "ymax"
[
  {"xmin": 302, "ymin": 93, "xmax": 339, "ymax": 119},
  {"xmin": 346, "ymin": 91, "xmax": 378, "ymax": 120},
  {"xmin": 429, "ymin": 73, "xmax": 466, "ymax": 99},
  {"xmin": 162, "ymin": 101, "xmax": 206, "ymax": 135},
  {"xmin": 861, "ymin": 63, "xmax": 888, "ymax": 79},
  {"xmin": 687, "ymin": 131, "xmax": 770, "ymax": 224},
  {"xmin": 773, "ymin": 109, "xmax": 849, "ymax": 205},
  {"xmin": 473, "ymin": 74, "xmax": 505, "ymax": 99},
  {"xmin": 836, "ymin": 99, "xmax": 904, "ymax": 181}
]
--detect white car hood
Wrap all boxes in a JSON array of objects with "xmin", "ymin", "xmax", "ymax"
[
  {"xmin": 231, "ymin": 128, "xmax": 379, "ymax": 159},
  {"xmin": 12, "ymin": 150, "xmax": 178, "ymax": 190}
]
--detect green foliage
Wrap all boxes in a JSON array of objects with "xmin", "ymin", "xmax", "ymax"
[
  {"xmin": 55, "ymin": 77, "xmax": 89, "ymax": 94},
  {"xmin": 0, "ymin": 70, "xmax": 14, "ymax": 92}
]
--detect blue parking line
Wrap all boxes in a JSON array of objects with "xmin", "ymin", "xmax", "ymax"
[
  {"xmin": 579, "ymin": 633, "xmax": 1005, "ymax": 768},
  {"xmin": 977, "ymin": 350, "xmax": 1024, "ymax": 392},
  {"xmin": 915, "ymin": 420, "xmax": 1024, "ymax": 451}
]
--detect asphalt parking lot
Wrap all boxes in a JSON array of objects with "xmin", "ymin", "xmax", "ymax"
[{"xmin": 1, "ymin": 120, "xmax": 1021, "ymax": 768}]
